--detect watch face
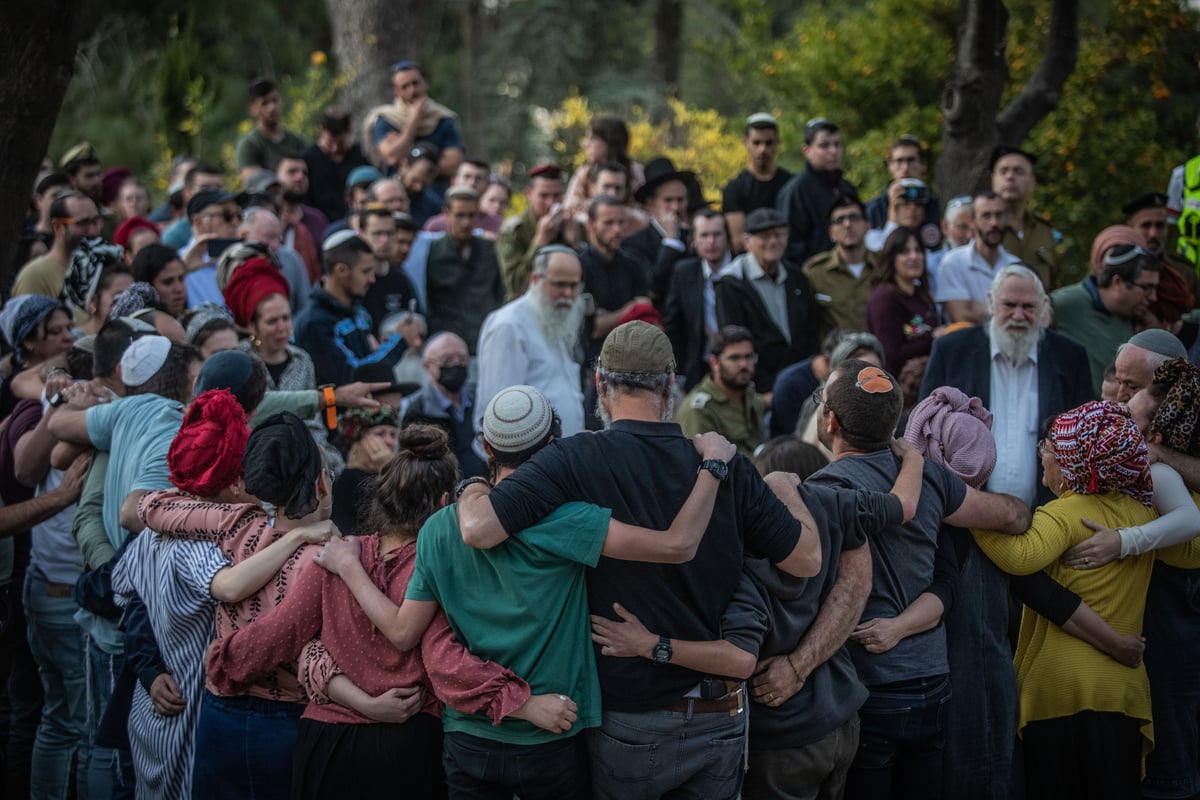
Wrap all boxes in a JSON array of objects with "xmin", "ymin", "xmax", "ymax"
[
  {"xmin": 652, "ymin": 638, "xmax": 672, "ymax": 664},
  {"xmin": 703, "ymin": 459, "xmax": 729, "ymax": 481}
]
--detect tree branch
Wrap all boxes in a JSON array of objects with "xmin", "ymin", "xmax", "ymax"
[{"xmin": 996, "ymin": 0, "xmax": 1080, "ymax": 142}]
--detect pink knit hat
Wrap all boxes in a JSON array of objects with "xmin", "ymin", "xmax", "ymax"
[{"xmin": 905, "ymin": 386, "xmax": 996, "ymax": 488}]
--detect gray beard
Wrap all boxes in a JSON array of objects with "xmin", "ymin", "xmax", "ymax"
[
  {"xmin": 989, "ymin": 317, "xmax": 1042, "ymax": 364},
  {"xmin": 530, "ymin": 293, "xmax": 584, "ymax": 353}
]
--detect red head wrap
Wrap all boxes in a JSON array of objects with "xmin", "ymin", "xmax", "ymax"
[
  {"xmin": 113, "ymin": 216, "xmax": 159, "ymax": 250},
  {"xmin": 168, "ymin": 389, "xmax": 250, "ymax": 498},
  {"xmin": 221, "ymin": 257, "xmax": 290, "ymax": 328}
]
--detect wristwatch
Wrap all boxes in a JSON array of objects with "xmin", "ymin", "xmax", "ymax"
[
  {"xmin": 48, "ymin": 391, "xmax": 67, "ymax": 409},
  {"xmin": 652, "ymin": 636, "xmax": 673, "ymax": 665},
  {"xmin": 697, "ymin": 459, "xmax": 729, "ymax": 482},
  {"xmin": 455, "ymin": 476, "xmax": 490, "ymax": 499}
]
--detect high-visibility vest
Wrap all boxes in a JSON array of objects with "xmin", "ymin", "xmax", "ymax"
[{"xmin": 1178, "ymin": 154, "xmax": 1200, "ymax": 265}]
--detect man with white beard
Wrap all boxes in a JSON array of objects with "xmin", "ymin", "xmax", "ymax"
[
  {"xmin": 475, "ymin": 244, "xmax": 587, "ymax": 439},
  {"xmin": 919, "ymin": 263, "xmax": 1092, "ymax": 506}
]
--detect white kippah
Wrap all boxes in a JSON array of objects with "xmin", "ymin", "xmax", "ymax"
[
  {"xmin": 322, "ymin": 229, "xmax": 364, "ymax": 252},
  {"xmin": 120, "ymin": 335, "xmax": 172, "ymax": 387},
  {"xmin": 483, "ymin": 385, "xmax": 554, "ymax": 453}
]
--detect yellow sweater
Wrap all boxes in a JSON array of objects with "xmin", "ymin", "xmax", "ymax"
[{"xmin": 973, "ymin": 491, "xmax": 1200, "ymax": 763}]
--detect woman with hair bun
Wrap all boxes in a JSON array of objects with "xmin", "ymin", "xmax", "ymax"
[{"xmin": 205, "ymin": 424, "xmax": 579, "ymax": 799}]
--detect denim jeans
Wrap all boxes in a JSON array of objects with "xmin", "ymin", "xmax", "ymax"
[
  {"xmin": 442, "ymin": 730, "xmax": 590, "ymax": 799},
  {"xmin": 191, "ymin": 691, "xmax": 303, "ymax": 800},
  {"xmin": 844, "ymin": 674, "xmax": 952, "ymax": 800},
  {"xmin": 589, "ymin": 704, "xmax": 747, "ymax": 800},
  {"xmin": 85, "ymin": 640, "xmax": 133, "ymax": 800},
  {"xmin": 24, "ymin": 571, "xmax": 89, "ymax": 800}
]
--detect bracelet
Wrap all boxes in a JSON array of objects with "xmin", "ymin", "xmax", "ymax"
[
  {"xmin": 455, "ymin": 476, "xmax": 490, "ymax": 500},
  {"xmin": 45, "ymin": 367, "xmax": 69, "ymax": 379},
  {"xmin": 786, "ymin": 654, "xmax": 803, "ymax": 684},
  {"xmin": 319, "ymin": 384, "xmax": 337, "ymax": 430}
]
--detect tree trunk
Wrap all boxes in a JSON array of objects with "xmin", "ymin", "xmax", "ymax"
[
  {"xmin": 937, "ymin": 0, "xmax": 1079, "ymax": 199},
  {"xmin": 0, "ymin": 0, "xmax": 87, "ymax": 291},
  {"xmin": 654, "ymin": 0, "xmax": 684, "ymax": 103},
  {"xmin": 459, "ymin": 0, "xmax": 483, "ymax": 158},
  {"xmin": 326, "ymin": 0, "xmax": 423, "ymax": 134}
]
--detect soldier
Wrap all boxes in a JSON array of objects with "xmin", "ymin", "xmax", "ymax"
[
  {"xmin": 990, "ymin": 145, "xmax": 1060, "ymax": 288},
  {"xmin": 803, "ymin": 194, "xmax": 877, "ymax": 338},
  {"xmin": 676, "ymin": 325, "xmax": 767, "ymax": 457},
  {"xmin": 497, "ymin": 164, "xmax": 578, "ymax": 300}
]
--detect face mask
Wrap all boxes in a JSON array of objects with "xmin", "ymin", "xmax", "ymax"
[{"xmin": 438, "ymin": 364, "xmax": 468, "ymax": 393}]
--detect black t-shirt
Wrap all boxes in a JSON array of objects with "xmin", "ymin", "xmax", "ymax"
[
  {"xmin": 362, "ymin": 264, "xmax": 420, "ymax": 337},
  {"xmin": 265, "ymin": 354, "xmax": 291, "ymax": 387},
  {"xmin": 722, "ymin": 167, "xmax": 794, "ymax": 215},
  {"xmin": 302, "ymin": 143, "xmax": 369, "ymax": 223},
  {"xmin": 737, "ymin": 482, "xmax": 902, "ymax": 749},
  {"xmin": 488, "ymin": 418, "xmax": 802, "ymax": 712}
]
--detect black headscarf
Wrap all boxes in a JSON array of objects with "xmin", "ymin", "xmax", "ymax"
[{"xmin": 243, "ymin": 412, "xmax": 323, "ymax": 519}]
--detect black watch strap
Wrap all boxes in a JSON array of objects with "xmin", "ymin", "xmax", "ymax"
[{"xmin": 455, "ymin": 476, "xmax": 490, "ymax": 499}]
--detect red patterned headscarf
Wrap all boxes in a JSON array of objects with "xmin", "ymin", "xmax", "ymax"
[
  {"xmin": 1050, "ymin": 400, "xmax": 1152, "ymax": 505},
  {"xmin": 168, "ymin": 389, "xmax": 250, "ymax": 497}
]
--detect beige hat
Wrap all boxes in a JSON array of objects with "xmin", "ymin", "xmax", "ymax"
[{"xmin": 599, "ymin": 321, "xmax": 676, "ymax": 375}]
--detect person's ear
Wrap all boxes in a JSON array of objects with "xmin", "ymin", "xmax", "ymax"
[
  {"xmin": 438, "ymin": 490, "xmax": 451, "ymax": 509},
  {"xmin": 482, "ymin": 440, "xmax": 494, "ymax": 458}
]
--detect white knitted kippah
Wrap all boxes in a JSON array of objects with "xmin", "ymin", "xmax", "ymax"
[
  {"xmin": 483, "ymin": 385, "xmax": 553, "ymax": 453},
  {"xmin": 120, "ymin": 335, "xmax": 171, "ymax": 387}
]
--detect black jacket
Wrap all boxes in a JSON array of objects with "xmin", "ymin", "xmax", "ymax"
[
  {"xmin": 714, "ymin": 258, "xmax": 820, "ymax": 393},
  {"xmin": 919, "ymin": 325, "xmax": 1094, "ymax": 506},
  {"xmin": 620, "ymin": 223, "xmax": 689, "ymax": 309},
  {"xmin": 663, "ymin": 256, "xmax": 710, "ymax": 390},
  {"xmin": 776, "ymin": 163, "xmax": 857, "ymax": 265}
]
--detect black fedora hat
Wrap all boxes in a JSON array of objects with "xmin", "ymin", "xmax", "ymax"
[{"xmin": 635, "ymin": 157, "xmax": 696, "ymax": 203}]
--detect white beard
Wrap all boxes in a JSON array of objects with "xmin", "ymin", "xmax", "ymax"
[
  {"xmin": 989, "ymin": 317, "xmax": 1042, "ymax": 365},
  {"xmin": 530, "ymin": 291, "xmax": 585, "ymax": 353}
]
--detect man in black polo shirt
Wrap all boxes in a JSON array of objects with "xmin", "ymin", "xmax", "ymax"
[{"xmin": 457, "ymin": 320, "xmax": 822, "ymax": 799}]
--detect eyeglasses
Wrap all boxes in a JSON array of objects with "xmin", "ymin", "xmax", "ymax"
[
  {"xmin": 54, "ymin": 215, "xmax": 102, "ymax": 227},
  {"xmin": 545, "ymin": 279, "xmax": 583, "ymax": 292},
  {"xmin": 811, "ymin": 386, "xmax": 827, "ymax": 409},
  {"xmin": 831, "ymin": 213, "xmax": 864, "ymax": 226},
  {"xmin": 720, "ymin": 352, "xmax": 758, "ymax": 364},
  {"xmin": 200, "ymin": 210, "xmax": 241, "ymax": 223},
  {"xmin": 1037, "ymin": 437, "xmax": 1055, "ymax": 457}
]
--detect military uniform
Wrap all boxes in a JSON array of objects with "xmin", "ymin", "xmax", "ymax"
[
  {"xmin": 1003, "ymin": 210, "xmax": 1059, "ymax": 289},
  {"xmin": 802, "ymin": 248, "xmax": 878, "ymax": 338},
  {"xmin": 497, "ymin": 209, "xmax": 580, "ymax": 301},
  {"xmin": 675, "ymin": 374, "xmax": 767, "ymax": 458}
]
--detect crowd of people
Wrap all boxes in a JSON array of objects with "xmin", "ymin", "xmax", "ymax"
[{"xmin": 2, "ymin": 59, "xmax": 1200, "ymax": 800}]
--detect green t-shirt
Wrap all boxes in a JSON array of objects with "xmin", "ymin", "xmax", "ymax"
[
  {"xmin": 407, "ymin": 501, "xmax": 610, "ymax": 744},
  {"xmin": 236, "ymin": 127, "xmax": 309, "ymax": 172}
]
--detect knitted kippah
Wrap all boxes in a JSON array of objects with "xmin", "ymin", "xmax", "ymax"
[{"xmin": 483, "ymin": 385, "xmax": 554, "ymax": 453}]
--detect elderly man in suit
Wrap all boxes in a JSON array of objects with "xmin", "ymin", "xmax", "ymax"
[
  {"xmin": 919, "ymin": 262, "xmax": 1093, "ymax": 507},
  {"xmin": 715, "ymin": 207, "xmax": 820, "ymax": 394}
]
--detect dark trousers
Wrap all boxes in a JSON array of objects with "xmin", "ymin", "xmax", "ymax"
[
  {"xmin": 293, "ymin": 714, "xmax": 445, "ymax": 800},
  {"xmin": 1, "ymin": 575, "xmax": 43, "ymax": 799},
  {"xmin": 1022, "ymin": 711, "xmax": 1141, "ymax": 800},
  {"xmin": 442, "ymin": 729, "xmax": 589, "ymax": 799},
  {"xmin": 844, "ymin": 674, "xmax": 951, "ymax": 800}
]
